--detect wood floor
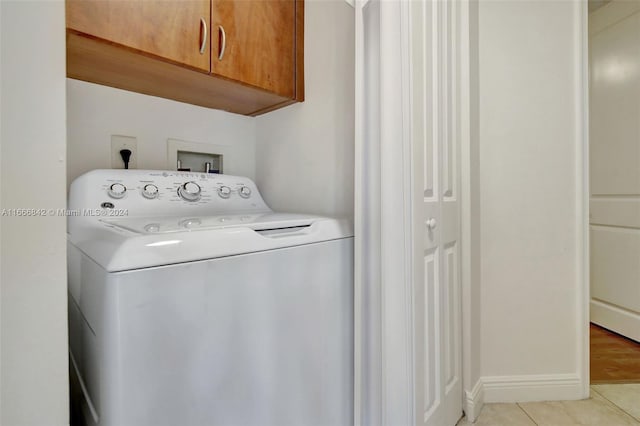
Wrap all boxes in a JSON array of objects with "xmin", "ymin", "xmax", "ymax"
[{"xmin": 591, "ymin": 323, "xmax": 640, "ymax": 384}]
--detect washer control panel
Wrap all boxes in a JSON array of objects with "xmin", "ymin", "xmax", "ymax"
[{"xmin": 69, "ymin": 170, "xmax": 271, "ymax": 217}]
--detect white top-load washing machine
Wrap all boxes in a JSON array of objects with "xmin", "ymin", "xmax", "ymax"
[{"xmin": 67, "ymin": 170, "xmax": 353, "ymax": 426}]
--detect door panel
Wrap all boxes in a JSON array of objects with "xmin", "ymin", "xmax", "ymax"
[
  {"xmin": 590, "ymin": 4, "xmax": 640, "ymax": 341},
  {"xmin": 590, "ymin": 12, "xmax": 640, "ymax": 196},
  {"xmin": 421, "ymin": 248, "xmax": 440, "ymax": 421},
  {"xmin": 211, "ymin": 0, "xmax": 296, "ymax": 98},
  {"xmin": 67, "ymin": 0, "xmax": 211, "ymax": 72},
  {"xmin": 592, "ymin": 227, "xmax": 640, "ymax": 312},
  {"xmin": 411, "ymin": 0, "xmax": 462, "ymax": 425},
  {"xmin": 591, "ymin": 199, "xmax": 640, "ymax": 229},
  {"xmin": 444, "ymin": 243, "xmax": 458, "ymax": 390}
]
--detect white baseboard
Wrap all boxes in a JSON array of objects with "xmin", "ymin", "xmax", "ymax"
[
  {"xmin": 463, "ymin": 378, "xmax": 484, "ymax": 422},
  {"xmin": 481, "ymin": 373, "xmax": 584, "ymax": 403},
  {"xmin": 591, "ymin": 299, "xmax": 640, "ymax": 343}
]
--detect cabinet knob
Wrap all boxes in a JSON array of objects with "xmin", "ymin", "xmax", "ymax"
[
  {"xmin": 199, "ymin": 17, "xmax": 207, "ymax": 55},
  {"xmin": 218, "ymin": 25, "xmax": 226, "ymax": 61}
]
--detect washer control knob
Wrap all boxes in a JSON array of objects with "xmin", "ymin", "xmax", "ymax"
[
  {"xmin": 144, "ymin": 223, "xmax": 161, "ymax": 233},
  {"xmin": 179, "ymin": 218, "xmax": 201, "ymax": 229},
  {"xmin": 178, "ymin": 181, "xmax": 201, "ymax": 202},
  {"xmin": 108, "ymin": 183, "xmax": 127, "ymax": 199},
  {"xmin": 142, "ymin": 184, "xmax": 159, "ymax": 199},
  {"xmin": 217, "ymin": 186, "xmax": 232, "ymax": 199},
  {"xmin": 239, "ymin": 186, "xmax": 252, "ymax": 199}
]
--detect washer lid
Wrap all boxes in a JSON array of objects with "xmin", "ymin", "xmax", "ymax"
[
  {"xmin": 101, "ymin": 212, "xmax": 317, "ymax": 235},
  {"xmin": 69, "ymin": 213, "xmax": 353, "ymax": 272}
]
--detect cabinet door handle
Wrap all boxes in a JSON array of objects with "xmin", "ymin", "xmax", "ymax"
[
  {"xmin": 218, "ymin": 25, "xmax": 226, "ymax": 60},
  {"xmin": 199, "ymin": 17, "xmax": 207, "ymax": 55}
]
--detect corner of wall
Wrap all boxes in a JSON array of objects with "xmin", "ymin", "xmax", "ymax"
[
  {"xmin": 461, "ymin": 0, "xmax": 483, "ymax": 417},
  {"xmin": 576, "ymin": 0, "xmax": 591, "ymax": 401},
  {"xmin": 463, "ymin": 378, "xmax": 485, "ymax": 422}
]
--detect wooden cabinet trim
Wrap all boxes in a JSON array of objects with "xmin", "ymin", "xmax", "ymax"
[
  {"xmin": 67, "ymin": 31, "xmax": 290, "ymax": 116},
  {"xmin": 294, "ymin": 0, "xmax": 304, "ymax": 101},
  {"xmin": 66, "ymin": 30, "xmax": 211, "ymax": 75}
]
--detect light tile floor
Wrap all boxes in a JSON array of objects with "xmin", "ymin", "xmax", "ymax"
[{"xmin": 457, "ymin": 384, "xmax": 640, "ymax": 425}]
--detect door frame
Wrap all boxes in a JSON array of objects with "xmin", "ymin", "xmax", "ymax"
[
  {"xmin": 578, "ymin": 0, "xmax": 590, "ymax": 399},
  {"xmin": 582, "ymin": 0, "xmax": 640, "ymax": 381},
  {"xmin": 354, "ymin": 0, "xmax": 415, "ymax": 423}
]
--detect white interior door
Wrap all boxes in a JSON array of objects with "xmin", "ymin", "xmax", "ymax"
[
  {"xmin": 410, "ymin": 0, "xmax": 462, "ymax": 425},
  {"xmin": 355, "ymin": 0, "xmax": 464, "ymax": 424},
  {"xmin": 590, "ymin": 2, "xmax": 640, "ymax": 342}
]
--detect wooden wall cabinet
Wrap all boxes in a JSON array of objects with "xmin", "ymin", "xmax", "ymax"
[{"xmin": 66, "ymin": 0, "xmax": 304, "ymax": 116}]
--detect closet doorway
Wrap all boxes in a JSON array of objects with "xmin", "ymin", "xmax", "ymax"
[{"xmin": 588, "ymin": 0, "xmax": 640, "ymax": 384}]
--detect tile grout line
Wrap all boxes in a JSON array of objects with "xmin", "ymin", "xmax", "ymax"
[
  {"xmin": 516, "ymin": 402, "xmax": 540, "ymax": 426},
  {"xmin": 591, "ymin": 386, "xmax": 640, "ymax": 424}
]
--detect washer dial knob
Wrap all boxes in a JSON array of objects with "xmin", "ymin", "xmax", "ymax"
[
  {"xmin": 217, "ymin": 186, "xmax": 231, "ymax": 199},
  {"xmin": 178, "ymin": 181, "xmax": 202, "ymax": 202},
  {"xmin": 142, "ymin": 184, "xmax": 159, "ymax": 199},
  {"xmin": 108, "ymin": 183, "xmax": 127, "ymax": 199},
  {"xmin": 239, "ymin": 186, "xmax": 252, "ymax": 199},
  {"xmin": 144, "ymin": 223, "xmax": 161, "ymax": 233},
  {"xmin": 179, "ymin": 218, "xmax": 201, "ymax": 229}
]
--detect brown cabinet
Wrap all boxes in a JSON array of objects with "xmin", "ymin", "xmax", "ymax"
[
  {"xmin": 211, "ymin": 0, "xmax": 295, "ymax": 98},
  {"xmin": 67, "ymin": 0, "xmax": 211, "ymax": 72},
  {"xmin": 66, "ymin": 0, "xmax": 304, "ymax": 116}
]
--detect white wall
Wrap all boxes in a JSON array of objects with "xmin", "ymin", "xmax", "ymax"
[
  {"xmin": 0, "ymin": 1, "xmax": 69, "ymax": 425},
  {"xmin": 67, "ymin": 79, "xmax": 256, "ymax": 186},
  {"xmin": 478, "ymin": 0, "xmax": 586, "ymax": 401},
  {"xmin": 255, "ymin": 0, "xmax": 355, "ymax": 219}
]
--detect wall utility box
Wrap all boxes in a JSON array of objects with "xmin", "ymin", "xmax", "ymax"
[
  {"xmin": 177, "ymin": 151, "xmax": 222, "ymax": 173},
  {"xmin": 167, "ymin": 139, "xmax": 225, "ymax": 174}
]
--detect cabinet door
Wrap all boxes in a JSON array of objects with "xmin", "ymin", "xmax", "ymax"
[
  {"xmin": 67, "ymin": 0, "xmax": 210, "ymax": 72},
  {"xmin": 212, "ymin": 0, "xmax": 297, "ymax": 99}
]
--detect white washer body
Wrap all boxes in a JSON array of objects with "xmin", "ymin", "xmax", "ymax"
[{"xmin": 67, "ymin": 170, "xmax": 353, "ymax": 426}]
